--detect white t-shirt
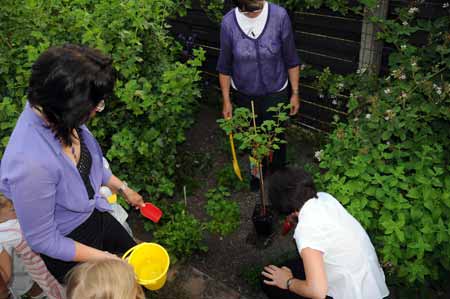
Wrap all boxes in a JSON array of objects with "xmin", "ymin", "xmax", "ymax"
[
  {"xmin": 294, "ymin": 192, "xmax": 389, "ymax": 299},
  {"xmin": 232, "ymin": 1, "xmax": 288, "ymax": 91}
]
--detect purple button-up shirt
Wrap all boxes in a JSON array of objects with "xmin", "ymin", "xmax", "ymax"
[
  {"xmin": 216, "ymin": 3, "xmax": 300, "ymax": 96},
  {"xmin": 0, "ymin": 103, "xmax": 112, "ymax": 261}
]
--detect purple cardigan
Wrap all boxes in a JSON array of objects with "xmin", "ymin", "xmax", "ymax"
[
  {"xmin": 0, "ymin": 103, "xmax": 112, "ymax": 261},
  {"xmin": 216, "ymin": 3, "xmax": 300, "ymax": 96}
]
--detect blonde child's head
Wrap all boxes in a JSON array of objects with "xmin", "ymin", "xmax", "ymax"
[
  {"xmin": 66, "ymin": 259, "xmax": 144, "ymax": 299},
  {"xmin": 0, "ymin": 193, "xmax": 15, "ymax": 223}
]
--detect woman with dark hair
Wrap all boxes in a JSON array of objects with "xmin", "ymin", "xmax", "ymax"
[
  {"xmin": 0, "ymin": 44, "xmax": 144, "ymax": 282},
  {"xmin": 262, "ymin": 168, "xmax": 389, "ymax": 299},
  {"xmin": 217, "ymin": 0, "xmax": 300, "ymax": 188}
]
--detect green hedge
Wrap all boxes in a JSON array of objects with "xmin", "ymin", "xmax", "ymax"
[
  {"xmin": 0, "ymin": 0, "xmax": 204, "ymax": 197},
  {"xmin": 314, "ymin": 6, "xmax": 450, "ymax": 285}
]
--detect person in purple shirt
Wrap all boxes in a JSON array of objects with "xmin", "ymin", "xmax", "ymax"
[
  {"xmin": 0, "ymin": 44, "xmax": 145, "ymax": 283},
  {"xmin": 217, "ymin": 0, "xmax": 301, "ymax": 189}
]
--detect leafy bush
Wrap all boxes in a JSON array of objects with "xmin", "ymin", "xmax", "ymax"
[
  {"xmin": 0, "ymin": 0, "xmax": 204, "ymax": 198},
  {"xmin": 205, "ymin": 187, "xmax": 240, "ymax": 236},
  {"xmin": 195, "ymin": 0, "xmax": 368, "ymax": 22},
  {"xmin": 314, "ymin": 5, "xmax": 450, "ymax": 285},
  {"xmin": 218, "ymin": 104, "xmax": 290, "ymax": 212},
  {"xmin": 153, "ymin": 208, "xmax": 207, "ymax": 262},
  {"xmin": 217, "ymin": 103, "xmax": 290, "ymax": 164},
  {"xmin": 215, "ymin": 164, "xmax": 249, "ymax": 192},
  {"xmin": 142, "ymin": 200, "xmax": 186, "ymax": 233}
]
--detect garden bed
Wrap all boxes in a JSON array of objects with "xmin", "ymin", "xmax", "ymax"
[{"xmin": 129, "ymin": 100, "xmax": 320, "ymax": 298}]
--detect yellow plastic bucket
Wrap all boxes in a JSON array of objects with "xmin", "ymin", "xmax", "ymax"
[{"xmin": 122, "ymin": 242, "xmax": 170, "ymax": 291}]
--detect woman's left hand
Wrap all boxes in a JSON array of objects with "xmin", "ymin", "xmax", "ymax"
[
  {"xmin": 290, "ymin": 94, "xmax": 300, "ymax": 115},
  {"xmin": 123, "ymin": 188, "xmax": 145, "ymax": 209},
  {"xmin": 262, "ymin": 265, "xmax": 293, "ymax": 289}
]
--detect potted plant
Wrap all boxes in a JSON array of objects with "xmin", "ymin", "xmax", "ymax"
[{"xmin": 218, "ymin": 102, "xmax": 290, "ymax": 236}]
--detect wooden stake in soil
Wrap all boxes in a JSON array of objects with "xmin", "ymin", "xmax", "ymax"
[{"xmin": 251, "ymin": 101, "xmax": 266, "ymax": 216}]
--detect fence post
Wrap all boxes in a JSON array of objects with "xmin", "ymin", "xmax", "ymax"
[{"xmin": 358, "ymin": 0, "xmax": 389, "ymax": 75}]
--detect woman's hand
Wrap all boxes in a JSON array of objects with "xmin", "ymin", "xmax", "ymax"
[
  {"xmin": 222, "ymin": 100, "xmax": 233, "ymax": 119},
  {"xmin": 262, "ymin": 265, "xmax": 293, "ymax": 289},
  {"xmin": 105, "ymin": 175, "xmax": 145, "ymax": 209},
  {"xmin": 290, "ymin": 94, "xmax": 300, "ymax": 115},
  {"xmin": 122, "ymin": 188, "xmax": 145, "ymax": 210}
]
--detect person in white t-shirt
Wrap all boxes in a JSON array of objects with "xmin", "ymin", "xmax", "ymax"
[{"xmin": 262, "ymin": 167, "xmax": 389, "ymax": 299}]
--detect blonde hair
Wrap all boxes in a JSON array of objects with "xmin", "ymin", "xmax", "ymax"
[{"xmin": 66, "ymin": 259, "xmax": 144, "ymax": 299}]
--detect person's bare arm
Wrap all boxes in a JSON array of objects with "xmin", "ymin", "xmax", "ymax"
[
  {"xmin": 219, "ymin": 73, "xmax": 232, "ymax": 119},
  {"xmin": 0, "ymin": 250, "xmax": 11, "ymax": 286},
  {"xmin": 73, "ymin": 242, "xmax": 119, "ymax": 262},
  {"xmin": 288, "ymin": 66, "xmax": 300, "ymax": 115},
  {"xmin": 262, "ymin": 247, "xmax": 327, "ymax": 299},
  {"xmin": 106, "ymin": 175, "xmax": 144, "ymax": 209},
  {"xmin": 0, "ymin": 249, "xmax": 11, "ymax": 299}
]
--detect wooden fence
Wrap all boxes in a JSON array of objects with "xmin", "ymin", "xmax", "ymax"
[{"xmin": 170, "ymin": 0, "xmax": 445, "ymax": 131}]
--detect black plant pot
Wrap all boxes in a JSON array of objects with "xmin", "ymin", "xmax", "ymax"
[{"xmin": 252, "ymin": 205, "xmax": 273, "ymax": 236}]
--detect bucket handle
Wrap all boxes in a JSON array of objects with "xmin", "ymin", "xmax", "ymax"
[{"xmin": 122, "ymin": 244, "xmax": 138, "ymax": 260}]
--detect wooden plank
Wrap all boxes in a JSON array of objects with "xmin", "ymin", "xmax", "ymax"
[
  {"xmin": 300, "ymin": 84, "xmax": 348, "ymax": 113},
  {"xmin": 299, "ymin": 100, "xmax": 342, "ymax": 123},
  {"xmin": 296, "ymin": 113, "xmax": 333, "ymax": 132},
  {"xmin": 169, "ymin": 21, "xmax": 219, "ymax": 48},
  {"xmin": 174, "ymin": 9, "xmax": 220, "ymax": 28},
  {"xmin": 295, "ymin": 31, "xmax": 360, "ymax": 61},
  {"xmin": 292, "ymin": 11, "xmax": 362, "ymax": 41},
  {"xmin": 298, "ymin": 49, "xmax": 357, "ymax": 74}
]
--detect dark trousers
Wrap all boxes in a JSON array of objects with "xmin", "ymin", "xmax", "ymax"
[
  {"xmin": 261, "ymin": 258, "xmax": 333, "ymax": 299},
  {"xmin": 41, "ymin": 209, "xmax": 136, "ymax": 283},
  {"xmin": 233, "ymin": 88, "xmax": 289, "ymax": 187}
]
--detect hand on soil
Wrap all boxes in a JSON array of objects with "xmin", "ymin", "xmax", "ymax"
[{"xmin": 262, "ymin": 265, "xmax": 293, "ymax": 289}]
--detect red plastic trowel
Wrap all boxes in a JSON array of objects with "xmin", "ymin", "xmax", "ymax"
[{"xmin": 140, "ymin": 202, "xmax": 163, "ymax": 223}]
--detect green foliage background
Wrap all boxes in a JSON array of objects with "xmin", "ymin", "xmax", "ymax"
[
  {"xmin": 205, "ymin": 186, "xmax": 240, "ymax": 236},
  {"xmin": 0, "ymin": 0, "xmax": 204, "ymax": 197},
  {"xmin": 313, "ymin": 4, "xmax": 450, "ymax": 286}
]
